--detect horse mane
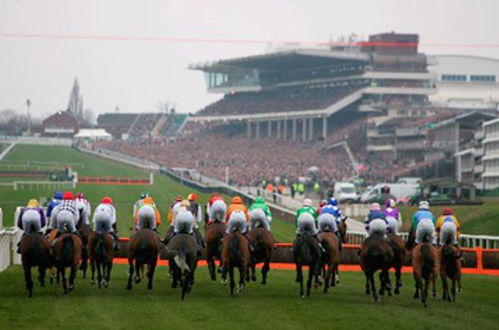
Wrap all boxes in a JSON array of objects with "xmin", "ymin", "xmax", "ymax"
[{"xmin": 421, "ymin": 243, "xmax": 434, "ymax": 280}]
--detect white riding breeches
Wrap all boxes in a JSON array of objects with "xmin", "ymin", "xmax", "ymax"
[
  {"xmin": 440, "ymin": 221, "xmax": 457, "ymax": 245},
  {"xmin": 368, "ymin": 219, "xmax": 388, "ymax": 236},
  {"xmin": 210, "ymin": 200, "xmax": 227, "ymax": 222},
  {"xmin": 21, "ymin": 210, "xmax": 42, "ymax": 233},
  {"xmin": 386, "ymin": 216, "xmax": 398, "ymax": 235},
  {"xmin": 56, "ymin": 210, "xmax": 77, "ymax": 233},
  {"xmin": 296, "ymin": 213, "xmax": 318, "ymax": 235},
  {"xmin": 226, "ymin": 211, "xmax": 247, "ymax": 234},
  {"xmin": 137, "ymin": 205, "xmax": 157, "ymax": 230},
  {"xmin": 416, "ymin": 218, "xmax": 436, "ymax": 244},
  {"xmin": 174, "ymin": 211, "xmax": 195, "ymax": 234},
  {"xmin": 317, "ymin": 213, "xmax": 338, "ymax": 233}
]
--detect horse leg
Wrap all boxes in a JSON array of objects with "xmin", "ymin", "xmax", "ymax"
[
  {"xmin": 90, "ymin": 259, "xmax": 96, "ymax": 285},
  {"xmin": 331, "ymin": 263, "xmax": 337, "ymax": 288},
  {"xmin": 252, "ymin": 263, "xmax": 257, "ymax": 282},
  {"xmin": 238, "ymin": 266, "xmax": 246, "ymax": 293},
  {"xmin": 370, "ymin": 272, "xmax": 378, "ymax": 301},
  {"xmin": 378, "ymin": 272, "xmax": 385, "ymax": 296},
  {"xmin": 432, "ymin": 274, "xmax": 437, "ymax": 298},
  {"xmin": 261, "ymin": 260, "xmax": 270, "ymax": 285},
  {"xmin": 80, "ymin": 248, "xmax": 88, "ymax": 279},
  {"xmin": 394, "ymin": 265, "xmax": 402, "ymax": 295},
  {"xmin": 126, "ymin": 258, "xmax": 133, "ymax": 290},
  {"xmin": 207, "ymin": 255, "xmax": 216, "ymax": 281},
  {"xmin": 24, "ymin": 265, "xmax": 33, "ymax": 298},
  {"xmin": 364, "ymin": 272, "xmax": 370, "ymax": 295},
  {"xmin": 229, "ymin": 266, "xmax": 235, "ymax": 295},
  {"xmin": 60, "ymin": 266, "xmax": 68, "ymax": 295},
  {"xmin": 441, "ymin": 273, "xmax": 449, "ymax": 301},
  {"xmin": 38, "ymin": 266, "xmax": 46, "ymax": 287},
  {"xmin": 413, "ymin": 271, "xmax": 420, "ymax": 299},
  {"xmin": 106, "ymin": 261, "xmax": 113, "ymax": 288},
  {"xmin": 181, "ymin": 269, "xmax": 189, "ymax": 300},
  {"xmin": 335, "ymin": 264, "xmax": 340, "ymax": 285},
  {"xmin": 385, "ymin": 269, "xmax": 392, "ymax": 297},
  {"xmin": 296, "ymin": 264, "xmax": 304, "ymax": 298},
  {"xmin": 306, "ymin": 266, "xmax": 313, "ymax": 298},
  {"xmin": 422, "ymin": 278, "xmax": 429, "ymax": 308},
  {"xmin": 134, "ymin": 262, "xmax": 141, "ymax": 284},
  {"xmin": 97, "ymin": 261, "xmax": 103, "ymax": 289},
  {"xmin": 324, "ymin": 264, "xmax": 331, "ymax": 294},
  {"xmin": 147, "ymin": 261, "xmax": 156, "ymax": 290},
  {"xmin": 451, "ymin": 277, "xmax": 456, "ymax": 302}
]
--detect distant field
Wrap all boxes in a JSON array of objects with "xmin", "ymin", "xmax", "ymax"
[
  {"xmin": 0, "ymin": 144, "xmax": 296, "ymax": 242},
  {"xmin": 0, "ymin": 265, "xmax": 498, "ymax": 330}
]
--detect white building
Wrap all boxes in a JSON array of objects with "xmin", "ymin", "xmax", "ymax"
[
  {"xmin": 482, "ymin": 118, "xmax": 499, "ymax": 190},
  {"xmin": 429, "ymin": 55, "xmax": 499, "ymax": 111}
]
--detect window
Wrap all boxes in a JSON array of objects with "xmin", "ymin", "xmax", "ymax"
[
  {"xmin": 470, "ymin": 75, "xmax": 496, "ymax": 82},
  {"xmin": 441, "ymin": 74, "xmax": 467, "ymax": 82}
]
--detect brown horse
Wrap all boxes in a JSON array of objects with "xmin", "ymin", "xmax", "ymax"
[
  {"xmin": 412, "ymin": 242, "xmax": 439, "ymax": 307},
  {"xmin": 204, "ymin": 221, "xmax": 226, "ymax": 281},
  {"xmin": 52, "ymin": 233, "xmax": 82, "ymax": 294},
  {"xmin": 126, "ymin": 229, "xmax": 161, "ymax": 291},
  {"xmin": 317, "ymin": 231, "xmax": 340, "ymax": 293},
  {"xmin": 334, "ymin": 217, "xmax": 348, "ymax": 285},
  {"xmin": 166, "ymin": 233, "xmax": 198, "ymax": 300},
  {"xmin": 360, "ymin": 233, "xmax": 394, "ymax": 301},
  {"xmin": 293, "ymin": 234, "xmax": 322, "ymax": 298},
  {"xmin": 76, "ymin": 217, "xmax": 91, "ymax": 279},
  {"xmin": 439, "ymin": 243, "xmax": 462, "ymax": 302},
  {"xmin": 88, "ymin": 231, "xmax": 114, "ymax": 288},
  {"xmin": 387, "ymin": 232, "xmax": 408, "ymax": 294},
  {"xmin": 247, "ymin": 226, "xmax": 275, "ymax": 285},
  {"xmin": 221, "ymin": 231, "xmax": 251, "ymax": 295},
  {"xmin": 20, "ymin": 233, "xmax": 52, "ymax": 297}
]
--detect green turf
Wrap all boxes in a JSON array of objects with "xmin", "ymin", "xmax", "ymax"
[
  {"xmin": 0, "ymin": 265, "xmax": 498, "ymax": 330},
  {"xmin": 0, "ymin": 144, "xmax": 296, "ymax": 242}
]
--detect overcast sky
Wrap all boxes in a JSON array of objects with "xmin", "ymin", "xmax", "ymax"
[{"xmin": 1, "ymin": 0, "xmax": 499, "ymax": 120}]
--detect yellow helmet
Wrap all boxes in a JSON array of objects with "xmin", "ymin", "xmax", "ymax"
[{"xmin": 27, "ymin": 199, "xmax": 39, "ymax": 207}]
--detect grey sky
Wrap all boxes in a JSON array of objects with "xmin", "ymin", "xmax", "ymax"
[{"xmin": 1, "ymin": 0, "xmax": 499, "ymax": 120}]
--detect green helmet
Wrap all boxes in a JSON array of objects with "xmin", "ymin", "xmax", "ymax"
[{"xmin": 255, "ymin": 197, "xmax": 265, "ymax": 203}]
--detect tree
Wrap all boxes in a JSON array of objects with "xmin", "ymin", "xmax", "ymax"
[{"xmin": 67, "ymin": 77, "xmax": 83, "ymax": 118}]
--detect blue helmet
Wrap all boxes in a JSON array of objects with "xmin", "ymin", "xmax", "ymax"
[
  {"xmin": 320, "ymin": 205, "xmax": 336, "ymax": 216},
  {"xmin": 53, "ymin": 191, "xmax": 63, "ymax": 200},
  {"xmin": 327, "ymin": 197, "xmax": 338, "ymax": 206}
]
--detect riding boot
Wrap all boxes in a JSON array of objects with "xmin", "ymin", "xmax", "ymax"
[
  {"xmin": 110, "ymin": 232, "xmax": 120, "ymax": 250},
  {"xmin": 244, "ymin": 233, "xmax": 254, "ymax": 253},
  {"xmin": 314, "ymin": 234, "xmax": 326, "ymax": 253}
]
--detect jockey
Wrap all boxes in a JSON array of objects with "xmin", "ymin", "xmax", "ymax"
[
  {"xmin": 16, "ymin": 199, "xmax": 47, "ymax": 253},
  {"xmin": 225, "ymin": 210, "xmax": 248, "ymax": 234},
  {"xmin": 411, "ymin": 201, "xmax": 437, "ymax": 245},
  {"xmin": 167, "ymin": 195, "xmax": 184, "ymax": 224},
  {"xmin": 93, "ymin": 197, "xmax": 119, "ymax": 249},
  {"xmin": 134, "ymin": 196, "xmax": 161, "ymax": 230},
  {"xmin": 208, "ymin": 197, "xmax": 227, "ymax": 224},
  {"xmin": 248, "ymin": 197, "xmax": 272, "ymax": 231},
  {"xmin": 187, "ymin": 193, "xmax": 203, "ymax": 229},
  {"xmin": 364, "ymin": 203, "xmax": 388, "ymax": 236},
  {"xmin": 316, "ymin": 200, "xmax": 327, "ymax": 215},
  {"xmin": 436, "ymin": 208, "xmax": 461, "ymax": 246},
  {"xmin": 174, "ymin": 209, "xmax": 195, "ymax": 234},
  {"xmin": 46, "ymin": 191, "xmax": 62, "ymax": 230},
  {"xmin": 294, "ymin": 199, "xmax": 318, "ymax": 229},
  {"xmin": 317, "ymin": 212, "xmax": 338, "ymax": 234},
  {"xmin": 327, "ymin": 197, "xmax": 342, "ymax": 219},
  {"xmin": 50, "ymin": 191, "xmax": 80, "ymax": 244},
  {"xmin": 75, "ymin": 193, "xmax": 91, "ymax": 226},
  {"xmin": 133, "ymin": 192, "xmax": 149, "ymax": 216},
  {"xmin": 17, "ymin": 199, "xmax": 46, "ymax": 234},
  {"xmin": 383, "ymin": 199, "xmax": 401, "ymax": 234},
  {"xmin": 226, "ymin": 196, "xmax": 249, "ymax": 223}
]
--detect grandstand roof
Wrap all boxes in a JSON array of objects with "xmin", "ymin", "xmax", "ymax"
[
  {"xmin": 431, "ymin": 111, "xmax": 497, "ymax": 129},
  {"xmin": 97, "ymin": 113, "xmax": 140, "ymax": 127},
  {"xmin": 191, "ymin": 49, "xmax": 369, "ymax": 72}
]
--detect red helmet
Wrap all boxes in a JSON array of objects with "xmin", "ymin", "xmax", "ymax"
[
  {"xmin": 63, "ymin": 191, "xmax": 74, "ymax": 200},
  {"xmin": 188, "ymin": 193, "xmax": 198, "ymax": 201},
  {"xmin": 442, "ymin": 208, "xmax": 453, "ymax": 216},
  {"xmin": 76, "ymin": 193, "xmax": 85, "ymax": 199},
  {"xmin": 101, "ymin": 197, "xmax": 113, "ymax": 204}
]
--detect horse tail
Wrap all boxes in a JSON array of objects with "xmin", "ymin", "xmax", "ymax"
[
  {"xmin": 421, "ymin": 243, "xmax": 434, "ymax": 279},
  {"xmin": 30, "ymin": 237, "xmax": 48, "ymax": 264},
  {"xmin": 62, "ymin": 236, "xmax": 74, "ymax": 262},
  {"xmin": 298, "ymin": 237, "xmax": 313, "ymax": 265},
  {"xmin": 230, "ymin": 234, "xmax": 241, "ymax": 259},
  {"xmin": 173, "ymin": 246, "xmax": 190, "ymax": 273},
  {"xmin": 95, "ymin": 233, "xmax": 107, "ymax": 260}
]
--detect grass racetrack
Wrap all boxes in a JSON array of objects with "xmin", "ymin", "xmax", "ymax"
[{"xmin": 0, "ymin": 265, "xmax": 499, "ymax": 330}]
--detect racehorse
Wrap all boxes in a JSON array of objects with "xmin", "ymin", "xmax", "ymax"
[
  {"xmin": 88, "ymin": 231, "xmax": 114, "ymax": 288},
  {"xmin": 76, "ymin": 216, "xmax": 91, "ymax": 278},
  {"xmin": 335, "ymin": 217, "xmax": 348, "ymax": 285},
  {"xmin": 439, "ymin": 243, "xmax": 462, "ymax": 302},
  {"xmin": 317, "ymin": 231, "xmax": 340, "ymax": 293},
  {"xmin": 387, "ymin": 232, "xmax": 408, "ymax": 294},
  {"xmin": 126, "ymin": 229, "xmax": 161, "ymax": 291},
  {"xmin": 52, "ymin": 233, "xmax": 82, "ymax": 294},
  {"xmin": 412, "ymin": 242, "xmax": 439, "ymax": 307},
  {"xmin": 247, "ymin": 226, "xmax": 275, "ymax": 285},
  {"xmin": 204, "ymin": 221, "xmax": 226, "ymax": 281},
  {"xmin": 221, "ymin": 230, "xmax": 251, "ymax": 295},
  {"xmin": 166, "ymin": 233, "xmax": 198, "ymax": 300},
  {"xmin": 293, "ymin": 234, "xmax": 322, "ymax": 298},
  {"xmin": 20, "ymin": 233, "xmax": 52, "ymax": 297},
  {"xmin": 360, "ymin": 233, "xmax": 394, "ymax": 301}
]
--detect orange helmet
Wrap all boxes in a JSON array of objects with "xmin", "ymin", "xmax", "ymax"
[
  {"xmin": 231, "ymin": 196, "xmax": 243, "ymax": 204},
  {"xmin": 143, "ymin": 196, "xmax": 155, "ymax": 205}
]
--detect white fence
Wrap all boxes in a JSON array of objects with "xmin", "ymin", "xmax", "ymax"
[
  {"xmin": 0, "ymin": 136, "xmax": 72, "ymax": 146},
  {"xmin": 0, "ymin": 208, "xmax": 22, "ymax": 272}
]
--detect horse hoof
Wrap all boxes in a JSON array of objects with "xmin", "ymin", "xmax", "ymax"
[
  {"xmin": 261, "ymin": 281, "xmax": 266, "ymax": 285},
  {"xmin": 126, "ymin": 285, "xmax": 132, "ymax": 290},
  {"xmin": 90, "ymin": 280, "xmax": 95, "ymax": 285},
  {"xmin": 221, "ymin": 279, "xmax": 227, "ymax": 286},
  {"xmin": 394, "ymin": 288, "xmax": 400, "ymax": 295},
  {"xmin": 301, "ymin": 295, "xmax": 306, "ymax": 299},
  {"xmin": 68, "ymin": 285, "xmax": 74, "ymax": 291}
]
